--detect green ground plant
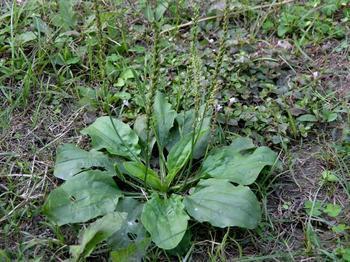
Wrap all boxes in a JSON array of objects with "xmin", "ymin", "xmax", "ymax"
[
  {"xmin": 41, "ymin": 2, "xmax": 279, "ymax": 260},
  {"xmin": 43, "ymin": 104, "xmax": 278, "ymax": 260},
  {"xmin": 264, "ymin": 0, "xmax": 350, "ymax": 44}
]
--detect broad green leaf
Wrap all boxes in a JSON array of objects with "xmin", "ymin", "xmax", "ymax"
[
  {"xmin": 166, "ymin": 130, "xmax": 207, "ymax": 187},
  {"xmin": 109, "ymin": 198, "xmax": 147, "ymax": 248},
  {"xmin": 133, "ymin": 115, "xmax": 148, "ymax": 143},
  {"xmin": 165, "ymin": 133, "xmax": 194, "ymax": 187},
  {"xmin": 133, "ymin": 115, "xmax": 156, "ymax": 159},
  {"xmin": 304, "ymin": 200, "xmax": 322, "ymax": 217},
  {"xmin": 321, "ymin": 170, "xmax": 338, "ymax": 182},
  {"xmin": 143, "ymin": 1, "xmax": 169, "ymax": 22},
  {"xmin": 123, "ymin": 162, "xmax": 162, "ymax": 191},
  {"xmin": 192, "ymin": 116, "xmax": 210, "ymax": 159},
  {"xmin": 54, "ymin": 143, "xmax": 115, "ymax": 180},
  {"xmin": 297, "ymin": 114, "xmax": 317, "ymax": 122},
  {"xmin": 141, "ymin": 194, "xmax": 189, "ymax": 250},
  {"xmin": 120, "ymin": 69, "xmax": 135, "ymax": 80},
  {"xmin": 184, "ymin": 179, "xmax": 261, "ymax": 229},
  {"xmin": 70, "ymin": 212, "xmax": 127, "ymax": 261},
  {"xmin": 332, "ymin": 224, "xmax": 349, "ymax": 233},
  {"xmin": 229, "ymin": 137, "xmax": 256, "ymax": 153},
  {"xmin": 116, "ymin": 70, "xmax": 135, "ymax": 87},
  {"xmin": 277, "ymin": 24, "xmax": 288, "ymax": 37},
  {"xmin": 66, "ymin": 57, "xmax": 80, "ymax": 65},
  {"xmin": 144, "ymin": 5, "xmax": 154, "ymax": 22},
  {"xmin": 81, "ymin": 116, "xmax": 141, "ymax": 159},
  {"xmin": 78, "ymin": 86, "xmax": 98, "ymax": 108},
  {"xmin": 115, "ymin": 78, "xmax": 125, "ymax": 87},
  {"xmin": 153, "ymin": 91, "xmax": 177, "ymax": 148},
  {"xmin": 167, "ymin": 108, "xmax": 210, "ymax": 159},
  {"xmin": 17, "ymin": 31, "xmax": 37, "ymax": 44},
  {"xmin": 324, "ymin": 203, "xmax": 342, "ymax": 217},
  {"xmin": 33, "ymin": 17, "xmax": 50, "ymax": 34},
  {"xmin": 167, "ymin": 230, "xmax": 191, "ymax": 256},
  {"xmin": 155, "ymin": 0, "xmax": 169, "ymax": 21},
  {"xmin": 43, "ymin": 170, "xmax": 122, "ymax": 225},
  {"xmin": 202, "ymin": 145, "xmax": 278, "ymax": 185},
  {"xmin": 110, "ymin": 238, "xmax": 150, "ymax": 262},
  {"xmin": 322, "ymin": 111, "xmax": 338, "ymax": 122},
  {"xmin": 108, "ymin": 198, "xmax": 150, "ymax": 262}
]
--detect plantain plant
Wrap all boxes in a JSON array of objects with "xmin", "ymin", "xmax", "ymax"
[
  {"xmin": 42, "ymin": 1, "xmax": 279, "ymax": 261},
  {"xmin": 43, "ymin": 100, "xmax": 278, "ymax": 260}
]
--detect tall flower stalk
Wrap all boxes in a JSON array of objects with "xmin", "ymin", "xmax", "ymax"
[
  {"xmin": 93, "ymin": 0, "xmax": 105, "ymax": 80},
  {"xmin": 206, "ymin": 0, "xmax": 229, "ymax": 145},
  {"xmin": 178, "ymin": 3, "xmax": 202, "ymax": 188},
  {"xmin": 144, "ymin": 20, "xmax": 161, "ymax": 189}
]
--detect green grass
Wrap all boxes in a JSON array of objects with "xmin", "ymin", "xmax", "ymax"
[{"xmin": 0, "ymin": 0, "xmax": 349, "ymax": 260}]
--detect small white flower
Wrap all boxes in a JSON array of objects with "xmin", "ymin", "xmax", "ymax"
[
  {"xmin": 215, "ymin": 103, "xmax": 223, "ymax": 112},
  {"xmin": 277, "ymin": 40, "xmax": 292, "ymax": 50},
  {"xmin": 228, "ymin": 97, "xmax": 238, "ymax": 106},
  {"xmin": 122, "ymin": 99, "xmax": 129, "ymax": 107},
  {"xmin": 209, "ymin": 39, "xmax": 214, "ymax": 43},
  {"xmin": 312, "ymin": 71, "xmax": 319, "ymax": 79}
]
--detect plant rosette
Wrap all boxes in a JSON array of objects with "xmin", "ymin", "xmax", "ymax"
[{"xmin": 43, "ymin": 92, "xmax": 279, "ymax": 260}]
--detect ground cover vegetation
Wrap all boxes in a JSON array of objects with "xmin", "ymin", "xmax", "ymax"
[{"xmin": 0, "ymin": 0, "xmax": 349, "ymax": 261}]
